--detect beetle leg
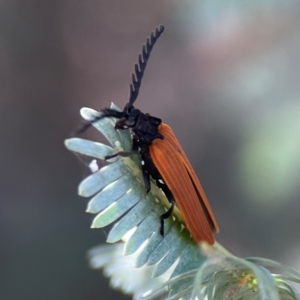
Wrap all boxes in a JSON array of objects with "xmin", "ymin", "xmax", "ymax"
[
  {"xmin": 105, "ymin": 136, "xmax": 139, "ymax": 160},
  {"xmin": 156, "ymin": 180, "xmax": 175, "ymax": 236},
  {"xmin": 105, "ymin": 150, "xmax": 138, "ymax": 159},
  {"xmin": 141, "ymin": 161, "xmax": 151, "ymax": 193}
]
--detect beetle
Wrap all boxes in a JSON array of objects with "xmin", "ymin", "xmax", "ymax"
[{"xmin": 79, "ymin": 25, "xmax": 219, "ymax": 244}]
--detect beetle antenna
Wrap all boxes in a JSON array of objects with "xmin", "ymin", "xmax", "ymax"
[
  {"xmin": 128, "ymin": 25, "xmax": 164, "ymax": 106},
  {"xmin": 77, "ymin": 25, "xmax": 164, "ymax": 135}
]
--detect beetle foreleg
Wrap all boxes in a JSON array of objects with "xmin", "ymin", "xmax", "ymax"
[
  {"xmin": 105, "ymin": 136, "xmax": 139, "ymax": 160},
  {"xmin": 105, "ymin": 150, "xmax": 138, "ymax": 160}
]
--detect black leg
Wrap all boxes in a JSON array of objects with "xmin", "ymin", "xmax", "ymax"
[
  {"xmin": 141, "ymin": 164, "xmax": 151, "ymax": 193},
  {"xmin": 156, "ymin": 180, "xmax": 175, "ymax": 236},
  {"xmin": 105, "ymin": 150, "xmax": 138, "ymax": 159},
  {"xmin": 105, "ymin": 136, "xmax": 139, "ymax": 160}
]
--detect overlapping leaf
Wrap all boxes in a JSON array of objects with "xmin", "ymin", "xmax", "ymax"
[
  {"xmin": 65, "ymin": 104, "xmax": 300, "ymax": 300},
  {"xmin": 65, "ymin": 104, "xmax": 204, "ymax": 299}
]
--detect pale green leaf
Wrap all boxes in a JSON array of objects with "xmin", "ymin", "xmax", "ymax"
[
  {"xmin": 64, "ymin": 138, "xmax": 114, "ymax": 159},
  {"xmin": 86, "ymin": 173, "xmax": 133, "ymax": 213},
  {"xmin": 107, "ymin": 196, "xmax": 156, "ymax": 243},
  {"xmin": 124, "ymin": 212, "xmax": 161, "ymax": 255},
  {"xmin": 80, "ymin": 107, "xmax": 121, "ymax": 147},
  {"xmin": 78, "ymin": 160, "xmax": 128, "ymax": 197},
  {"xmin": 65, "ymin": 104, "xmax": 300, "ymax": 300},
  {"xmin": 152, "ymin": 229, "xmax": 188, "ymax": 278},
  {"xmin": 135, "ymin": 219, "xmax": 174, "ymax": 268},
  {"xmin": 147, "ymin": 223, "xmax": 182, "ymax": 266},
  {"xmin": 91, "ymin": 190, "xmax": 141, "ymax": 228}
]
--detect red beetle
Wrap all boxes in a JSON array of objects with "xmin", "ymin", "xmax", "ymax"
[{"xmin": 79, "ymin": 25, "xmax": 219, "ymax": 244}]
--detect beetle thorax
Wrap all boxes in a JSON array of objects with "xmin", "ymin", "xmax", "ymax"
[
  {"xmin": 133, "ymin": 111, "xmax": 162, "ymax": 144},
  {"xmin": 115, "ymin": 108, "xmax": 162, "ymax": 144}
]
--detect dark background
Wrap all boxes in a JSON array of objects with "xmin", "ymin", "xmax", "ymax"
[{"xmin": 1, "ymin": 1, "xmax": 300, "ymax": 299}]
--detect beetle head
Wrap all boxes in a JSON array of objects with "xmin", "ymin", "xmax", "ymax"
[
  {"xmin": 115, "ymin": 108, "xmax": 139, "ymax": 129},
  {"xmin": 132, "ymin": 111, "xmax": 162, "ymax": 144}
]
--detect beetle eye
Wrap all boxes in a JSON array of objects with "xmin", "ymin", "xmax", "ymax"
[{"xmin": 153, "ymin": 118, "xmax": 161, "ymax": 125}]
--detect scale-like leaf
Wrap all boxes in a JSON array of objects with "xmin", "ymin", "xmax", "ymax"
[
  {"xmin": 92, "ymin": 190, "xmax": 142, "ymax": 228},
  {"xmin": 147, "ymin": 223, "xmax": 182, "ymax": 266},
  {"xmin": 78, "ymin": 160, "xmax": 128, "ymax": 197},
  {"xmin": 125, "ymin": 212, "xmax": 161, "ymax": 255},
  {"xmin": 135, "ymin": 219, "xmax": 174, "ymax": 268},
  {"xmin": 80, "ymin": 107, "xmax": 121, "ymax": 146},
  {"xmin": 65, "ymin": 138, "xmax": 114, "ymax": 159},
  {"xmin": 107, "ymin": 195, "xmax": 156, "ymax": 243},
  {"xmin": 86, "ymin": 173, "xmax": 133, "ymax": 213},
  {"xmin": 65, "ymin": 104, "xmax": 300, "ymax": 300},
  {"xmin": 152, "ymin": 229, "xmax": 188, "ymax": 278}
]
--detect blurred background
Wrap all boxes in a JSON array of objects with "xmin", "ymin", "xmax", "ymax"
[{"xmin": 1, "ymin": 0, "xmax": 300, "ymax": 299}]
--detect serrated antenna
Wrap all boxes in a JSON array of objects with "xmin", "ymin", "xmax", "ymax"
[{"xmin": 129, "ymin": 25, "xmax": 164, "ymax": 105}]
